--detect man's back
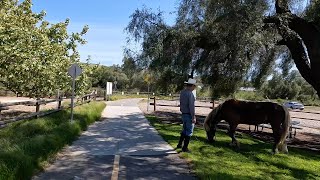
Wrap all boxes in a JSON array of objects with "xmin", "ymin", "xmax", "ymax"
[{"xmin": 180, "ymin": 89, "xmax": 195, "ymax": 116}]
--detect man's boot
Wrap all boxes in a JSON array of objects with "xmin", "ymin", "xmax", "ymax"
[
  {"xmin": 176, "ymin": 133, "xmax": 185, "ymax": 148},
  {"xmin": 182, "ymin": 136, "xmax": 191, "ymax": 152}
]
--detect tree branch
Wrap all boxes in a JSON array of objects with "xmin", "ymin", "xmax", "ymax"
[
  {"xmin": 275, "ymin": 0, "xmax": 290, "ymax": 14},
  {"xmin": 277, "ymin": 25, "xmax": 316, "ymax": 88}
]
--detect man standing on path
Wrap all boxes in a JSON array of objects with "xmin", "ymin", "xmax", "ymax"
[{"xmin": 177, "ymin": 78, "xmax": 197, "ymax": 152}]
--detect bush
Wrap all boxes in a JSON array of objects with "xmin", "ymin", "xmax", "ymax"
[
  {"xmin": 0, "ymin": 101, "xmax": 106, "ymax": 180},
  {"xmin": 234, "ymin": 91, "xmax": 265, "ymax": 101}
]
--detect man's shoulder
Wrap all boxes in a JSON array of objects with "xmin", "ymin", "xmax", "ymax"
[
  {"xmin": 181, "ymin": 89, "xmax": 193, "ymax": 96},
  {"xmin": 180, "ymin": 89, "xmax": 187, "ymax": 94}
]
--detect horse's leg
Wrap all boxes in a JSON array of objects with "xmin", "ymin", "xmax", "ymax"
[
  {"xmin": 281, "ymin": 142, "xmax": 289, "ymax": 154},
  {"xmin": 272, "ymin": 126, "xmax": 281, "ymax": 154},
  {"xmin": 272, "ymin": 134, "xmax": 281, "ymax": 154},
  {"xmin": 228, "ymin": 123, "xmax": 240, "ymax": 148}
]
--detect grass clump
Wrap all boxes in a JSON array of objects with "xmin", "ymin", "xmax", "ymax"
[
  {"xmin": 0, "ymin": 101, "xmax": 106, "ymax": 180},
  {"xmin": 147, "ymin": 116, "xmax": 320, "ymax": 180},
  {"xmin": 108, "ymin": 94, "xmax": 148, "ymax": 101}
]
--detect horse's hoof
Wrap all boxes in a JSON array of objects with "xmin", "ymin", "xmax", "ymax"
[
  {"xmin": 281, "ymin": 145, "xmax": 289, "ymax": 154},
  {"xmin": 229, "ymin": 141, "xmax": 240, "ymax": 148},
  {"xmin": 272, "ymin": 149, "xmax": 279, "ymax": 155}
]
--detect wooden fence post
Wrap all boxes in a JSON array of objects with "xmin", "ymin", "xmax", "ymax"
[
  {"xmin": 57, "ymin": 90, "xmax": 61, "ymax": 109},
  {"xmin": 36, "ymin": 98, "xmax": 40, "ymax": 118},
  {"xmin": 58, "ymin": 96, "xmax": 62, "ymax": 109},
  {"xmin": 153, "ymin": 96, "xmax": 156, "ymax": 111}
]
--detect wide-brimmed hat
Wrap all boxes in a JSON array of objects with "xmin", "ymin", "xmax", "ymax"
[{"xmin": 184, "ymin": 78, "xmax": 196, "ymax": 85}]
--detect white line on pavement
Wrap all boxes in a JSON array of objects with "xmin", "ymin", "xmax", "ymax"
[{"xmin": 111, "ymin": 155, "xmax": 120, "ymax": 180}]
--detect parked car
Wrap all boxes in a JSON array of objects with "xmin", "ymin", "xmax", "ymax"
[{"xmin": 284, "ymin": 102, "xmax": 304, "ymax": 110}]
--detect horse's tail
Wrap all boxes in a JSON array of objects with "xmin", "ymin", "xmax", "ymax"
[{"xmin": 279, "ymin": 105, "xmax": 291, "ymax": 153}]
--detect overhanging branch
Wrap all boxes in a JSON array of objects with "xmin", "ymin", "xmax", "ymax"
[{"xmin": 275, "ymin": 0, "xmax": 290, "ymax": 14}]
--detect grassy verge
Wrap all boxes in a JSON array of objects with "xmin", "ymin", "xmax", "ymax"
[
  {"xmin": 147, "ymin": 115, "xmax": 320, "ymax": 180},
  {"xmin": 108, "ymin": 94, "xmax": 148, "ymax": 101},
  {"xmin": 0, "ymin": 101, "xmax": 106, "ymax": 180}
]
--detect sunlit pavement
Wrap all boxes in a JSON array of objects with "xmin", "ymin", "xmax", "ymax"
[{"xmin": 34, "ymin": 99, "xmax": 196, "ymax": 180}]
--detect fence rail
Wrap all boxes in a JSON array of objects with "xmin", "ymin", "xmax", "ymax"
[
  {"xmin": 290, "ymin": 110, "xmax": 320, "ymax": 115},
  {"xmin": 149, "ymin": 96, "xmax": 216, "ymax": 111},
  {"xmin": 291, "ymin": 116, "xmax": 320, "ymax": 122},
  {"xmin": 0, "ymin": 99, "xmax": 57, "ymax": 107},
  {"xmin": 0, "ymin": 94, "xmax": 96, "ymax": 128},
  {"xmin": 149, "ymin": 97, "xmax": 320, "ymax": 123}
]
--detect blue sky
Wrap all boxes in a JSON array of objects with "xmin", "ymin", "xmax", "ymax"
[
  {"xmin": 32, "ymin": 0, "xmax": 178, "ymax": 66},
  {"xmin": 31, "ymin": 1, "xmax": 309, "ymax": 67}
]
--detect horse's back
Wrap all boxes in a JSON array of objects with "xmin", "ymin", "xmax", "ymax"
[{"xmin": 223, "ymin": 99, "xmax": 285, "ymax": 125}]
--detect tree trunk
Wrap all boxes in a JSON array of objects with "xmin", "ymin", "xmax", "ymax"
[{"xmin": 264, "ymin": 0, "xmax": 320, "ymax": 97}]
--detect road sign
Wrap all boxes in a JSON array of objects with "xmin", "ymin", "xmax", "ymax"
[
  {"xmin": 68, "ymin": 64, "xmax": 82, "ymax": 78},
  {"xmin": 106, "ymin": 82, "xmax": 113, "ymax": 95},
  {"xmin": 68, "ymin": 64, "xmax": 82, "ymax": 122}
]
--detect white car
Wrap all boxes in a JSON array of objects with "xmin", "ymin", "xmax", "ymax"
[{"xmin": 284, "ymin": 102, "xmax": 304, "ymax": 110}]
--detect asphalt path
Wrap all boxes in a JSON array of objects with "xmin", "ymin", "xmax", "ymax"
[{"xmin": 34, "ymin": 99, "xmax": 195, "ymax": 180}]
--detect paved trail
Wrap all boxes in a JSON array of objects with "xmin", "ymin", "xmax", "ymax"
[{"xmin": 34, "ymin": 99, "xmax": 195, "ymax": 180}]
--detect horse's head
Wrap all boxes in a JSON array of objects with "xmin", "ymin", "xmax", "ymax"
[{"xmin": 204, "ymin": 104, "xmax": 222, "ymax": 143}]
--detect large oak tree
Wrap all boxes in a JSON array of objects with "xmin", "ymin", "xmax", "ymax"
[
  {"xmin": 126, "ymin": 0, "xmax": 320, "ymax": 98},
  {"xmin": 265, "ymin": 0, "xmax": 320, "ymax": 97}
]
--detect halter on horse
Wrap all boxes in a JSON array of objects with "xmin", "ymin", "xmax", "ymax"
[{"xmin": 204, "ymin": 99, "xmax": 290, "ymax": 154}]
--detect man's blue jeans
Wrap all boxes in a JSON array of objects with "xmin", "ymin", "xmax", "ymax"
[{"xmin": 181, "ymin": 114, "xmax": 194, "ymax": 136}]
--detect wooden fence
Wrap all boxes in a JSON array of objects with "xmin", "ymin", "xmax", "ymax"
[
  {"xmin": 148, "ymin": 97, "xmax": 320, "ymax": 138},
  {"xmin": 0, "ymin": 93, "xmax": 96, "ymax": 129},
  {"xmin": 149, "ymin": 97, "xmax": 320, "ymax": 120},
  {"xmin": 149, "ymin": 96, "xmax": 215, "ymax": 111}
]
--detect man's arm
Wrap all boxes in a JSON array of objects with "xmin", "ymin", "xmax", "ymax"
[{"xmin": 188, "ymin": 93, "xmax": 196, "ymax": 123}]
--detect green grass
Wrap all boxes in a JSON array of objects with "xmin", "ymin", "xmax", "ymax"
[
  {"xmin": 147, "ymin": 116, "xmax": 320, "ymax": 180},
  {"xmin": 234, "ymin": 91, "xmax": 265, "ymax": 101},
  {"xmin": 108, "ymin": 94, "xmax": 148, "ymax": 101},
  {"xmin": 0, "ymin": 101, "xmax": 106, "ymax": 180}
]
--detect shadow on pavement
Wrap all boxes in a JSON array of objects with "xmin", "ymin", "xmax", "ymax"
[{"xmin": 34, "ymin": 105, "xmax": 196, "ymax": 180}]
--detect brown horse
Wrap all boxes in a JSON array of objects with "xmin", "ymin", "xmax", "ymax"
[{"xmin": 204, "ymin": 99, "xmax": 290, "ymax": 154}]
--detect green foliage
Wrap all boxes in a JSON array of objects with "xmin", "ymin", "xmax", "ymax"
[
  {"xmin": 90, "ymin": 64, "xmax": 129, "ymax": 90},
  {"xmin": 122, "ymin": 56, "xmax": 137, "ymax": 78},
  {"xmin": 0, "ymin": 102, "xmax": 106, "ymax": 179},
  {"xmin": 0, "ymin": 0, "xmax": 91, "ymax": 97},
  {"xmin": 234, "ymin": 91, "xmax": 265, "ymax": 101},
  {"xmin": 108, "ymin": 94, "xmax": 148, "ymax": 101},
  {"xmin": 125, "ymin": 0, "xmax": 288, "ymax": 98},
  {"xmin": 260, "ymin": 70, "xmax": 319, "ymax": 103},
  {"xmin": 262, "ymin": 73, "xmax": 300, "ymax": 100},
  {"xmin": 147, "ymin": 115, "xmax": 320, "ymax": 180},
  {"xmin": 124, "ymin": 1, "xmax": 320, "ymax": 98},
  {"xmin": 305, "ymin": 0, "xmax": 320, "ymax": 30}
]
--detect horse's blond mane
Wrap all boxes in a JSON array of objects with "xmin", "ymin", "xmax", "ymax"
[{"xmin": 204, "ymin": 102, "xmax": 223, "ymax": 131}]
